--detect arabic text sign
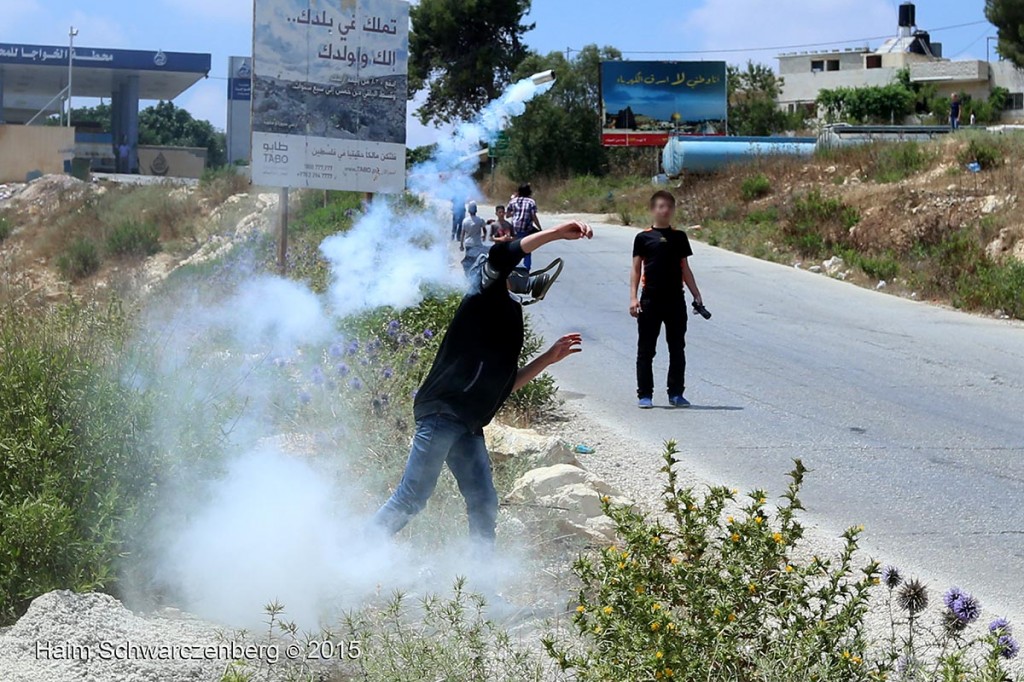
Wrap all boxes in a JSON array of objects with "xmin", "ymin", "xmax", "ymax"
[
  {"xmin": 251, "ymin": 0, "xmax": 409, "ymax": 193},
  {"xmin": 0, "ymin": 43, "xmax": 210, "ymax": 73},
  {"xmin": 600, "ymin": 61, "xmax": 728, "ymax": 147}
]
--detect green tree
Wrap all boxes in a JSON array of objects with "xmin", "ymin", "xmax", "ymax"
[
  {"xmin": 985, "ymin": 0, "xmax": 1024, "ymax": 68},
  {"xmin": 409, "ymin": 0, "xmax": 534, "ymax": 125},
  {"xmin": 727, "ymin": 61, "xmax": 796, "ymax": 135},
  {"xmin": 502, "ymin": 45, "xmax": 621, "ymax": 180},
  {"xmin": 138, "ymin": 101, "xmax": 226, "ymax": 168},
  {"xmin": 817, "ymin": 83, "xmax": 915, "ymax": 124}
]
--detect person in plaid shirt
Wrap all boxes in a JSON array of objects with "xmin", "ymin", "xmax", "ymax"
[{"xmin": 506, "ymin": 184, "xmax": 542, "ymax": 269}]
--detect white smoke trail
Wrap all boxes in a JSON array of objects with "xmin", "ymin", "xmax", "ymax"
[{"xmin": 148, "ymin": 74, "xmax": 555, "ymax": 628}]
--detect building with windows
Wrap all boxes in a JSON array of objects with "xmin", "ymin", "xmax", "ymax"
[{"xmin": 776, "ymin": 2, "xmax": 1024, "ymax": 122}]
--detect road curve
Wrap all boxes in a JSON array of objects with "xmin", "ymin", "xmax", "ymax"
[{"xmin": 525, "ymin": 212, "xmax": 1024, "ymax": 619}]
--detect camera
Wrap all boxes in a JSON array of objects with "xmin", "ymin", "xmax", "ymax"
[{"xmin": 692, "ymin": 301, "xmax": 712, "ymax": 320}]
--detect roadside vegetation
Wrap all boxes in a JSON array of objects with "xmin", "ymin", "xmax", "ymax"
[{"xmin": 504, "ymin": 132, "xmax": 1024, "ymax": 320}]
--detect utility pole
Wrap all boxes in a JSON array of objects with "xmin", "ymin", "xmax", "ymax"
[{"xmin": 67, "ymin": 26, "xmax": 78, "ymax": 127}]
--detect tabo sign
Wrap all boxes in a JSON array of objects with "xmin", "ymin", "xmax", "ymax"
[{"xmin": 252, "ymin": 0, "xmax": 409, "ymax": 193}]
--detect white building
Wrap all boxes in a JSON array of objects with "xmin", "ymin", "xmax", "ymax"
[{"xmin": 776, "ymin": 2, "xmax": 1024, "ymax": 121}]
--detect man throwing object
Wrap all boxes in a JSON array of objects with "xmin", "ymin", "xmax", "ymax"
[{"xmin": 373, "ymin": 220, "xmax": 593, "ymax": 547}]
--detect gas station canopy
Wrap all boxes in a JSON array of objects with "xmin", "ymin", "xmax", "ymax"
[{"xmin": 0, "ymin": 42, "xmax": 211, "ymax": 123}]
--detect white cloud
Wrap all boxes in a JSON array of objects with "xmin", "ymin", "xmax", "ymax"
[
  {"xmin": 69, "ymin": 10, "xmax": 130, "ymax": 48},
  {"xmin": 678, "ymin": 0, "xmax": 896, "ymax": 65},
  {"xmin": 175, "ymin": 79, "xmax": 228, "ymax": 129}
]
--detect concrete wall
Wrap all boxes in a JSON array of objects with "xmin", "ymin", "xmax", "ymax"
[
  {"xmin": 991, "ymin": 62, "xmax": 1024, "ymax": 122},
  {"xmin": 137, "ymin": 145, "xmax": 207, "ymax": 179},
  {"xmin": 0, "ymin": 125, "xmax": 75, "ymax": 183},
  {"xmin": 779, "ymin": 67, "xmax": 900, "ymax": 104},
  {"xmin": 910, "ymin": 60, "xmax": 987, "ymax": 84},
  {"xmin": 779, "ymin": 50, "xmax": 868, "ymax": 76}
]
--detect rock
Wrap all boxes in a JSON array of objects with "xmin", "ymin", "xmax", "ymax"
[
  {"xmin": 507, "ymin": 464, "xmax": 629, "ymax": 543},
  {"xmin": 825, "ymin": 165, "xmax": 837, "ymax": 174},
  {"xmin": 0, "ymin": 590, "xmax": 223, "ymax": 682},
  {"xmin": 876, "ymin": 280, "xmax": 887, "ymax": 290},
  {"xmin": 822, "ymin": 256, "xmax": 845, "ymax": 277},
  {"xmin": 809, "ymin": 265, "xmax": 823, "ymax": 274},
  {"xmin": 793, "ymin": 262, "xmax": 802, "ymax": 270},
  {"xmin": 484, "ymin": 423, "xmax": 578, "ymax": 468},
  {"xmin": 980, "ymin": 195, "xmax": 1003, "ymax": 215}
]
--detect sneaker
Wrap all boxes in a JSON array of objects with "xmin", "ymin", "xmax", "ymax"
[
  {"xmin": 638, "ymin": 397, "xmax": 654, "ymax": 409},
  {"xmin": 669, "ymin": 395, "xmax": 691, "ymax": 408}
]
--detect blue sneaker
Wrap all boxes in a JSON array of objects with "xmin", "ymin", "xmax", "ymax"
[
  {"xmin": 669, "ymin": 395, "xmax": 691, "ymax": 408},
  {"xmin": 638, "ymin": 397, "xmax": 654, "ymax": 409}
]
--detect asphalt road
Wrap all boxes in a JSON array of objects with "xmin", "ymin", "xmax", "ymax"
[{"xmin": 525, "ymin": 212, "xmax": 1024, "ymax": 619}]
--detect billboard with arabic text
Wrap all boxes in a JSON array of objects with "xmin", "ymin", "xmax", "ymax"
[
  {"xmin": 600, "ymin": 61, "xmax": 728, "ymax": 147},
  {"xmin": 251, "ymin": 0, "xmax": 409, "ymax": 192}
]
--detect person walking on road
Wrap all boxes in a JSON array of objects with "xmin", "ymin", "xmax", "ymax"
[
  {"xmin": 630, "ymin": 190, "xmax": 705, "ymax": 409},
  {"xmin": 488, "ymin": 205, "xmax": 514, "ymax": 242},
  {"xmin": 451, "ymin": 196, "xmax": 467, "ymax": 242},
  {"xmin": 506, "ymin": 184, "xmax": 542, "ymax": 270},
  {"xmin": 372, "ymin": 220, "xmax": 593, "ymax": 550},
  {"xmin": 950, "ymin": 93, "xmax": 962, "ymax": 131},
  {"xmin": 460, "ymin": 201, "xmax": 488, "ymax": 273}
]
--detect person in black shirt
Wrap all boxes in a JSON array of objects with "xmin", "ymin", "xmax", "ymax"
[
  {"xmin": 949, "ymin": 93, "xmax": 962, "ymax": 131},
  {"xmin": 630, "ymin": 190, "xmax": 705, "ymax": 408},
  {"xmin": 372, "ymin": 220, "xmax": 593, "ymax": 546}
]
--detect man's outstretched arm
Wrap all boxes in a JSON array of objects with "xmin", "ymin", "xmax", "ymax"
[
  {"xmin": 520, "ymin": 220, "xmax": 593, "ymax": 254},
  {"xmin": 513, "ymin": 334, "xmax": 582, "ymax": 391}
]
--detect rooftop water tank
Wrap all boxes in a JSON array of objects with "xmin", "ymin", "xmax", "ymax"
[{"xmin": 898, "ymin": 2, "xmax": 916, "ymax": 29}]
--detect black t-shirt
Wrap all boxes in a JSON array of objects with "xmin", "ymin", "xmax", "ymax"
[
  {"xmin": 413, "ymin": 240, "xmax": 526, "ymax": 432},
  {"xmin": 950, "ymin": 100, "xmax": 961, "ymax": 119},
  {"xmin": 633, "ymin": 227, "xmax": 693, "ymax": 299}
]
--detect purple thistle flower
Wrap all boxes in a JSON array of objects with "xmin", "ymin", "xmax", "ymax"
[
  {"xmin": 368, "ymin": 339, "xmax": 383, "ymax": 353},
  {"xmin": 359, "ymin": 357, "xmax": 370, "ymax": 366},
  {"xmin": 423, "ymin": 328, "xmax": 434, "ymax": 339},
  {"xmin": 951, "ymin": 592, "xmax": 981, "ymax": 624},
  {"xmin": 297, "ymin": 391, "xmax": 312, "ymax": 405},
  {"xmin": 944, "ymin": 587, "xmax": 965, "ymax": 610},
  {"xmin": 386, "ymin": 320, "xmax": 401, "ymax": 336},
  {"xmin": 382, "ymin": 367, "xmax": 393, "ymax": 379},
  {"xmin": 990, "ymin": 618, "xmax": 1012, "ymax": 635},
  {"xmin": 999, "ymin": 635, "xmax": 1020, "ymax": 660},
  {"xmin": 335, "ymin": 363, "xmax": 350, "ymax": 377},
  {"xmin": 310, "ymin": 366, "xmax": 325, "ymax": 386},
  {"xmin": 881, "ymin": 566, "xmax": 902, "ymax": 590},
  {"xmin": 349, "ymin": 377, "xmax": 363, "ymax": 390},
  {"xmin": 329, "ymin": 342, "xmax": 344, "ymax": 358},
  {"xmin": 397, "ymin": 332, "xmax": 411, "ymax": 346},
  {"xmin": 407, "ymin": 352, "xmax": 419, "ymax": 364},
  {"xmin": 346, "ymin": 340, "xmax": 359, "ymax": 356}
]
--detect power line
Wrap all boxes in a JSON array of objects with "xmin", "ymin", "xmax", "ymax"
[{"xmin": 602, "ymin": 19, "xmax": 989, "ymax": 56}]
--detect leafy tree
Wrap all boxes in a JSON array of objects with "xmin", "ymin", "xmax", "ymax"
[
  {"xmin": 409, "ymin": 0, "xmax": 534, "ymax": 125},
  {"xmin": 727, "ymin": 61, "xmax": 798, "ymax": 135},
  {"xmin": 502, "ymin": 45, "xmax": 621, "ymax": 180},
  {"xmin": 817, "ymin": 83, "xmax": 915, "ymax": 124},
  {"xmin": 138, "ymin": 101, "xmax": 226, "ymax": 168},
  {"xmin": 985, "ymin": 0, "xmax": 1024, "ymax": 68}
]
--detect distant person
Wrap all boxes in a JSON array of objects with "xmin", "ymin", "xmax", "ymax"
[
  {"xmin": 372, "ymin": 221, "xmax": 593, "ymax": 552},
  {"xmin": 117, "ymin": 138, "xmax": 131, "ymax": 174},
  {"xmin": 950, "ymin": 93, "xmax": 962, "ymax": 131},
  {"xmin": 630, "ymin": 190, "xmax": 706, "ymax": 409},
  {"xmin": 451, "ymin": 196, "xmax": 467, "ymax": 242},
  {"xmin": 506, "ymin": 184, "xmax": 542, "ymax": 269},
  {"xmin": 460, "ymin": 201, "xmax": 488, "ymax": 273},
  {"xmin": 970, "ymin": 111, "xmax": 977, "ymax": 127},
  {"xmin": 488, "ymin": 205, "xmax": 514, "ymax": 242}
]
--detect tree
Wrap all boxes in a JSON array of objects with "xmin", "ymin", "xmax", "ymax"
[
  {"xmin": 502, "ymin": 45, "xmax": 621, "ymax": 180},
  {"xmin": 985, "ymin": 0, "xmax": 1024, "ymax": 69},
  {"xmin": 138, "ymin": 101, "xmax": 226, "ymax": 168},
  {"xmin": 409, "ymin": 0, "xmax": 534, "ymax": 125},
  {"xmin": 727, "ymin": 61, "xmax": 796, "ymax": 136},
  {"xmin": 817, "ymin": 83, "xmax": 915, "ymax": 124}
]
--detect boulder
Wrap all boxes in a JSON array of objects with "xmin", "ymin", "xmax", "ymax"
[
  {"xmin": 822, "ymin": 255, "xmax": 845, "ymax": 277},
  {"xmin": 484, "ymin": 423, "xmax": 578, "ymax": 468},
  {"xmin": 507, "ymin": 464, "xmax": 629, "ymax": 543}
]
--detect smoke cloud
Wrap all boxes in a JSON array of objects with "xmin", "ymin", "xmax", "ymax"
[{"xmin": 143, "ymin": 75, "xmax": 554, "ymax": 627}]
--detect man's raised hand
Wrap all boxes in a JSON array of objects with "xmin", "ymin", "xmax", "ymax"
[
  {"xmin": 545, "ymin": 333, "xmax": 583, "ymax": 365},
  {"xmin": 555, "ymin": 220, "xmax": 593, "ymax": 241}
]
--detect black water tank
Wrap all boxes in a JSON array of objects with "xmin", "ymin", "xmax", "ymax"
[{"xmin": 899, "ymin": 2, "xmax": 916, "ymax": 28}]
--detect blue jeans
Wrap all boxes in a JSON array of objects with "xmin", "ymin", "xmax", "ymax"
[
  {"xmin": 372, "ymin": 414, "xmax": 498, "ymax": 544},
  {"xmin": 950, "ymin": 116, "xmax": 960, "ymax": 131}
]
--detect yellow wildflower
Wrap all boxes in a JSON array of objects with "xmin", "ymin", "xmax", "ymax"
[
  {"xmin": 602, "ymin": 606, "xmax": 613, "ymax": 615},
  {"xmin": 759, "ymin": 497, "xmax": 767, "ymax": 504},
  {"xmin": 576, "ymin": 605, "xmax": 586, "ymax": 613},
  {"xmin": 593, "ymin": 625, "xmax": 602, "ymax": 634},
  {"xmin": 652, "ymin": 603, "xmax": 662, "ymax": 611},
  {"xmin": 755, "ymin": 517, "xmax": 764, "ymax": 525},
  {"xmin": 666, "ymin": 622, "xmax": 676, "ymax": 631},
  {"xmin": 651, "ymin": 536, "xmax": 660, "ymax": 544},
  {"xmin": 731, "ymin": 533, "xmax": 740, "ymax": 543},
  {"xmin": 601, "ymin": 495, "xmax": 610, "ymax": 504},
  {"xmin": 785, "ymin": 565, "xmax": 794, "ymax": 573},
  {"xmin": 773, "ymin": 532, "xmax": 783, "ymax": 543},
  {"xmin": 853, "ymin": 656, "xmax": 863, "ymax": 665},
  {"xmin": 727, "ymin": 516, "xmax": 734, "ymax": 524},
  {"xmin": 618, "ymin": 561, "xmax": 626, "ymax": 570},
  {"xmin": 727, "ymin": 613, "xmax": 736, "ymax": 622},
  {"xmin": 748, "ymin": 583, "xmax": 757, "ymax": 594},
  {"xmin": 842, "ymin": 650, "xmax": 851, "ymax": 660},
  {"xmin": 670, "ymin": 556, "xmax": 680, "ymax": 565},
  {"xmin": 651, "ymin": 622, "xmax": 661, "ymax": 631},
  {"xmin": 656, "ymin": 651, "xmax": 664, "ymax": 659},
  {"xmin": 664, "ymin": 668, "xmax": 674, "ymax": 678}
]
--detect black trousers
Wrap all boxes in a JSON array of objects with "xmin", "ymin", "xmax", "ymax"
[{"xmin": 636, "ymin": 296, "xmax": 687, "ymax": 399}]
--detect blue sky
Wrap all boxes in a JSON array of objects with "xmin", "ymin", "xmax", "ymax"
[{"xmin": 5, "ymin": 0, "xmax": 994, "ymax": 145}]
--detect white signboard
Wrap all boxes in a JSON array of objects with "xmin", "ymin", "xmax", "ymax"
[{"xmin": 251, "ymin": 0, "xmax": 409, "ymax": 193}]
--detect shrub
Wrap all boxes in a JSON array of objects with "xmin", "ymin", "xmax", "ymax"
[
  {"xmin": 0, "ymin": 215, "xmax": 11, "ymax": 242},
  {"xmin": 871, "ymin": 142, "xmax": 931, "ymax": 183},
  {"xmin": 56, "ymin": 237, "xmax": 101, "ymax": 281},
  {"xmin": 198, "ymin": 165, "xmax": 249, "ymax": 203},
  {"xmin": 740, "ymin": 173, "xmax": 772, "ymax": 201},
  {"xmin": 785, "ymin": 190, "xmax": 859, "ymax": 257},
  {"xmin": 106, "ymin": 220, "xmax": 161, "ymax": 257},
  {"xmin": 546, "ymin": 443, "xmax": 879, "ymax": 680},
  {"xmin": 855, "ymin": 252, "xmax": 900, "ymax": 281},
  {"xmin": 0, "ymin": 301, "xmax": 156, "ymax": 624},
  {"xmin": 958, "ymin": 137, "xmax": 1003, "ymax": 171}
]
